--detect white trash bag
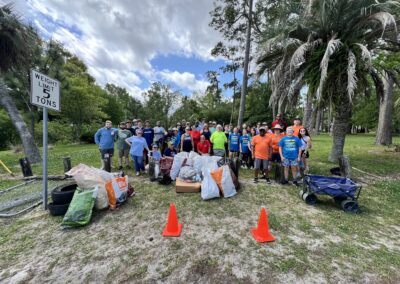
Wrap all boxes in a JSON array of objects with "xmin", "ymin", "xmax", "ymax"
[{"xmin": 201, "ymin": 169, "xmax": 220, "ymax": 200}]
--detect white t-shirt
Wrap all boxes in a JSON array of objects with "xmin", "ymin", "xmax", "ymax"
[
  {"xmin": 300, "ymin": 136, "xmax": 311, "ymax": 150},
  {"xmin": 153, "ymin": 126, "xmax": 165, "ymax": 142}
]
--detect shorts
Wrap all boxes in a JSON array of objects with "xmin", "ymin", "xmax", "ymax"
[
  {"xmin": 100, "ymin": 148, "xmax": 114, "ymax": 159},
  {"xmin": 301, "ymin": 150, "xmax": 310, "ymax": 158},
  {"xmin": 213, "ymin": 149, "xmax": 226, "ymax": 157},
  {"xmin": 254, "ymin": 158, "xmax": 269, "ymax": 170},
  {"xmin": 270, "ymin": 153, "xmax": 281, "ymax": 163},
  {"xmin": 230, "ymin": 149, "xmax": 239, "ymax": 153},
  {"xmin": 282, "ymin": 158, "xmax": 298, "ymax": 167},
  {"xmin": 118, "ymin": 149, "xmax": 129, "ymax": 158}
]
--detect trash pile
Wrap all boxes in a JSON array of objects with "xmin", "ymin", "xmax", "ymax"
[
  {"xmin": 169, "ymin": 151, "xmax": 239, "ymax": 200},
  {"xmin": 49, "ymin": 164, "xmax": 135, "ymax": 228}
]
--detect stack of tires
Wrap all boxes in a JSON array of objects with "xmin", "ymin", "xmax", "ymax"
[{"xmin": 48, "ymin": 183, "xmax": 77, "ymax": 216}]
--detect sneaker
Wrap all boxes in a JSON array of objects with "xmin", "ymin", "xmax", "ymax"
[
  {"xmin": 136, "ymin": 172, "xmax": 140, "ymax": 176},
  {"xmin": 254, "ymin": 178, "xmax": 259, "ymax": 184},
  {"xmin": 281, "ymin": 180, "xmax": 289, "ymax": 185},
  {"xmin": 266, "ymin": 178, "xmax": 271, "ymax": 184},
  {"xmin": 293, "ymin": 181, "xmax": 300, "ymax": 187}
]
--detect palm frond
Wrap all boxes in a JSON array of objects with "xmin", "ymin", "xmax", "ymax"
[
  {"xmin": 290, "ymin": 39, "xmax": 321, "ymax": 74},
  {"xmin": 316, "ymin": 38, "xmax": 342, "ymax": 100},
  {"xmin": 347, "ymin": 50, "xmax": 357, "ymax": 103},
  {"xmin": 354, "ymin": 43, "xmax": 371, "ymax": 70},
  {"xmin": 368, "ymin": 11, "xmax": 398, "ymax": 37}
]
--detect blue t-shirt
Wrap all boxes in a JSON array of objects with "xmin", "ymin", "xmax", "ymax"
[
  {"xmin": 94, "ymin": 127, "xmax": 119, "ymax": 149},
  {"xmin": 127, "ymin": 136, "xmax": 148, "ymax": 156},
  {"xmin": 278, "ymin": 136, "xmax": 302, "ymax": 159},
  {"xmin": 143, "ymin": 128, "xmax": 154, "ymax": 148},
  {"xmin": 149, "ymin": 150, "xmax": 161, "ymax": 161},
  {"xmin": 164, "ymin": 147, "xmax": 177, "ymax": 157},
  {"xmin": 229, "ymin": 133, "xmax": 240, "ymax": 152},
  {"xmin": 240, "ymin": 134, "xmax": 251, "ymax": 153}
]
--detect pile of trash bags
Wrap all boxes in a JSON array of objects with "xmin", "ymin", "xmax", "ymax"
[
  {"xmin": 170, "ymin": 151, "xmax": 239, "ymax": 200},
  {"xmin": 62, "ymin": 164, "xmax": 133, "ymax": 228}
]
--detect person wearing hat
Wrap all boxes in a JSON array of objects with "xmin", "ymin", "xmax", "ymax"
[
  {"xmin": 116, "ymin": 122, "xmax": 132, "ymax": 170},
  {"xmin": 271, "ymin": 113, "xmax": 288, "ymax": 130},
  {"xmin": 290, "ymin": 117, "xmax": 304, "ymax": 136},
  {"xmin": 125, "ymin": 128, "xmax": 150, "ymax": 176},
  {"xmin": 210, "ymin": 124, "xmax": 227, "ymax": 157},
  {"xmin": 278, "ymin": 127, "xmax": 302, "ymax": 186},
  {"xmin": 251, "ymin": 126, "xmax": 273, "ymax": 184},
  {"xmin": 170, "ymin": 127, "xmax": 181, "ymax": 151},
  {"xmin": 164, "ymin": 141, "xmax": 177, "ymax": 157},
  {"xmin": 268, "ymin": 124, "xmax": 285, "ymax": 175}
]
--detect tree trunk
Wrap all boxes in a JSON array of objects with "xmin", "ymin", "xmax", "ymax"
[
  {"xmin": 375, "ymin": 73, "xmax": 394, "ymax": 145},
  {"xmin": 314, "ymin": 108, "xmax": 322, "ymax": 135},
  {"xmin": 0, "ymin": 78, "xmax": 42, "ymax": 163},
  {"xmin": 303, "ymin": 90, "xmax": 313, "ymax": 130},
  {"xmin": 329, "ymin": 97, "xmax": 352, "ymax": 162},
  {"xmin": 237, "ymin": 0, "xmax": 253, "ymax": 127}
]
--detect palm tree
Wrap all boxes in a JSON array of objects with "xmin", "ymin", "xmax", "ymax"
[
  {"xmin": 256, "ymin": 0, "xmax": 399, "ymax": 162},
  {"xmin": 0, "ymin": 4, "xmax": 41, "ymax": 163}
]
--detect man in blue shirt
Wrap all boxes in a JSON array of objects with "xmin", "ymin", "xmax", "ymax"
[
  {"xmin": 278, "ymin": 127, "xmax": 302, "ymax": 186},
  {"xmin": 94, "ymin": 120, "xmax": 119, "ymax": 170},
  {"xmin": 228, "ymin": 127, "xmax": 240, "ymax": 159}
]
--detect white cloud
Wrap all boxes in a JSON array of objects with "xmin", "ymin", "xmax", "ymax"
[
  {"xmin": 159, "ymin": 70, "xmax": 209, "ymax": 93},
  {"xmin": 11, "ymin": 0, "xmax": 222, "ymax": 98}
]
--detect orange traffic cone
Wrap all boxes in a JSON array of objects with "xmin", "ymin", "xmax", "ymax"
[
  {"xmin": 251, "ymin": 207, "xmax": 275, "ymax": 243},
  {"xmin": 162, "ymin": 203, "xmax": 183, "ymax": 237}
]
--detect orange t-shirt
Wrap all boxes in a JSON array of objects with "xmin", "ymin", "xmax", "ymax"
[
  {"xmin": 291, "ymin": 125, "xmax": 304, "ymax": 136},
  {"xmin": 251, "ymin": 135, "xmax": 272, "ymax": 160},
  {"xmin": 271, "ymin": 133, "xmax": 285, "ymax": 153}
]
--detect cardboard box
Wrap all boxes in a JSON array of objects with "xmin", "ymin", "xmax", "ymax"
[{"xmin": 176, "ymin": 178, "xmax": 201, "ymax": 193}]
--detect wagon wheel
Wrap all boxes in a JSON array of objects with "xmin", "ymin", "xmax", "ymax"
[
  {"xmin": 340, "ymin": 200, "xmax": 359, "ymax": 213},
  {"xmin": 302, "ymin": 192, "xmax": 317, "ymax": 205}
]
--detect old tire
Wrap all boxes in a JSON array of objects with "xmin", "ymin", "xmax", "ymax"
[
  {"xmin": 341, "ymin": 200, "xmax": 359, "ymax": 213},
  {"xmin": 48, "ymin": 202, "xmax": 70, "ymax": 216},
  {"xmin": 302, "ymin": 192, "xmax": 317, "ymax": 205},
  {"xmin": 51, "ymin": 183, "xmax": 77, "ymax": 205}
]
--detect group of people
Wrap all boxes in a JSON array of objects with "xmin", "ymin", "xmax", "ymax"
[{"xmin": 94, "ymin": 114, "xmax": 312, "ymax": 185}]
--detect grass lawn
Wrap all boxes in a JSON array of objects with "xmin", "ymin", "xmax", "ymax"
[{"xmin": 0, "ymin": 134, "xmax": 399, "ymax": 283}]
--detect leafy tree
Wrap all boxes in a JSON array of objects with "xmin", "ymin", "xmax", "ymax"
[
  {"xmin": 256, "ymin": 0, "xmax": 400, "ymax": 161},
  {"xmin": 170, "ymin": 96, "xmax": 201, "ymax": 124},
  {"xmin": 62, "ymin": 56, "xmax": 107, "ymax": 140},
  {"xmin": 0, "ymin": 4, "xmax": 42, "ymax": 162},
  {"xmin": 142, "ymin": 82, "xmax": 180, "ymax": 128},
  {"xmin": 105, "ymin": 83, "xmax": 143, "ymax": 120}
]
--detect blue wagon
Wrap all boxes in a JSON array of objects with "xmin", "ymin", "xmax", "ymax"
[{"xmin": 300, "ymin": 175, "xmax": 362, "ymax": 213}]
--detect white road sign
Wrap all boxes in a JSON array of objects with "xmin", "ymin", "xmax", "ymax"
[{"xmin": 30, "ymin": 69, "xmax": 60, "ymax": 111}]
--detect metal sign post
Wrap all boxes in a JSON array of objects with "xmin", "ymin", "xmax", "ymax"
[
  {"xmin": 42, "ymin": 108, "xmax": 48, "ymax": 209},
  {"xmin": 30, "ymin": 70, "xmax": 60, "ymax": 210}
]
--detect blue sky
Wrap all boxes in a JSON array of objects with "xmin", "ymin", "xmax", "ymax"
[{"xmin": 9, "ymin": 0, "xmax": 240, "ymax": 100}]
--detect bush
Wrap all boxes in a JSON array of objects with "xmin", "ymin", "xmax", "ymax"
[
  {"xmin": 34, "ymin": 121, "xmax": 74, "ymax": 145},
  {"xmin": 0, "ymin": 110, "xmax": 20, "ymax": 150}
]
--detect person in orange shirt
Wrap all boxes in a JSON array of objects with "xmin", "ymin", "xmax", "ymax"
[
  {"xmin": 268, "ymin": 124, "xmax": 285, "ymax": 173},
  {"xmin": 251, "ymin": 127, "xmax": 273, "ymax": 184},
  {"xmin": 290, "ymin": 117, "xmax": 304, "ymax": 136}
]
